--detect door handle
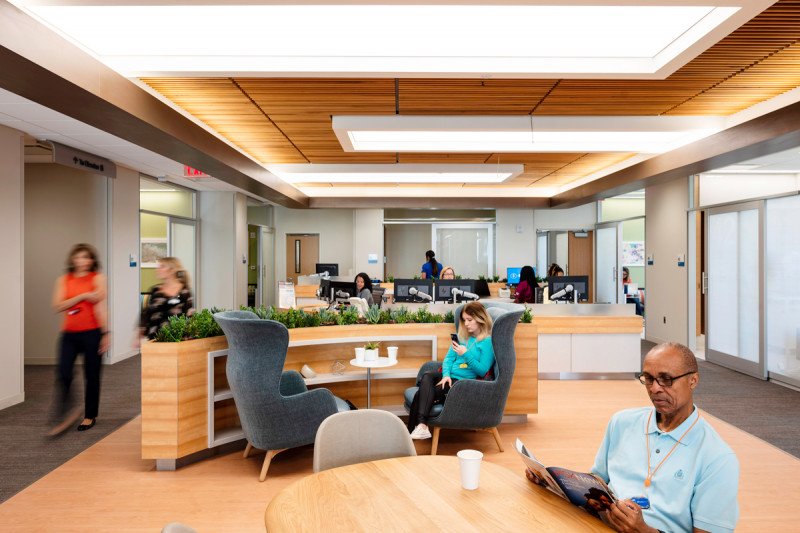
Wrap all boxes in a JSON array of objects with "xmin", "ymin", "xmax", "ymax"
[
  {"xmin": 612, "ymin": 266, "xmax": 617, "ymax": 282},
  {"xmin": 701, "ymin": 272, "xmax": 708, "ymax": 294}
]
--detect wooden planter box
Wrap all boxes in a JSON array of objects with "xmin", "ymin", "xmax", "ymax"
[{"xmin": 141, "ymin": 322, "xmax": 537, "ymax": 462}]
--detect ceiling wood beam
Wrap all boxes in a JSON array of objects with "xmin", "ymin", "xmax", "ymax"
[
  {"xmin": 0, "ymin": 0, "xmax": 307, "ymax": 208},
  {"xmin": 550, "ymin": 99, "xmax": 800, "ymax": 208}
]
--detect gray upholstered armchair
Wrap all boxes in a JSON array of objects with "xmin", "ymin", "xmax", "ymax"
[
  {"xmin": 214, "ymin": 310, "xmax": 350, "ymax": 481},
  {"xmin": 403, "ymin": 301, "xmax": 524, "ymax": 455}
]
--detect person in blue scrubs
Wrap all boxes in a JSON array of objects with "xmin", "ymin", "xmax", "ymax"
[{"xmin": 420, "ymin": 250, "xmax": 443, "ymax": 279}]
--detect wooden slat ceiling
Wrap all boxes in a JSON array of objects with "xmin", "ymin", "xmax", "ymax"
[{"xmin": 141, "ymin": 0, "xmax": 800, "ymax": 193}]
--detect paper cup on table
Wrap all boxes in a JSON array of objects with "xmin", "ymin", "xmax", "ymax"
[
  {"xmin": 355, "ymin": 347, "xmax": 365, "ymax": 363},
  {"xmin": 387, "ymin": 346, "xmax": 399, "ymax": 361},
  {"xmin": 457, "ymin": 449, "xmax": 483, "ymax": 490}
]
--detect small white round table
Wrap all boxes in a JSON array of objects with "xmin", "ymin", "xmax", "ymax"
[{"xmin": 349, "ymin": 357, "xmax": 398, "ymax": 408}]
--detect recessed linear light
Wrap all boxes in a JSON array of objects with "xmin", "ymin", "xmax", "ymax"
[
  {"xmin": 13, "ymin": 2, "xmax": 768, "ymax": 79},
  {"xmin": 333, "ymin": 116, "xmax": 726, "ymax": 153},
  {"xmin": 267, "ymin": 164, "xmax": 524, "ymax": 184}
]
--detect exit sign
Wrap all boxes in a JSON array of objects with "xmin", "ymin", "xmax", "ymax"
[{"xmin": 183, "ymin": 165, "xmax": 209, "ymax": 178}]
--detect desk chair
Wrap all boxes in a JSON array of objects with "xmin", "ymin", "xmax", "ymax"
[
  {"xmin": 372, "ymin": 287, "xmax": 387, "ymax": 309},
  {"xmin": 313, "ymin": 410, "xmax": 416, "ymax": 472}
]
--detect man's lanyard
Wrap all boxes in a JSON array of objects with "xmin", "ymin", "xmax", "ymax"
[{"xmin": 644, "ymin": 409, "xmax": 700, "ymax": 489}]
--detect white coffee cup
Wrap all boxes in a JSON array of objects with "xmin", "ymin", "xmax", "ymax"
[
  {"xmin": 457, "ymin": 449, "xmax": 483, "ymax": 490},
  {"xmin": 355, "ymin": 347, "xmax": 365, "ymax": 362},
  {"xmin": 387, "ymin": 346, "xmax": 399, "ymax": 361}
]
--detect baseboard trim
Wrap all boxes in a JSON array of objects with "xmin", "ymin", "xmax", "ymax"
[
  {"xmin": 104, "ymin": 349, "xmax": 138, "ymax": 365},
  {"xmin": 0, "ymin": 392, "xmax": 25, "ymax": 410}
]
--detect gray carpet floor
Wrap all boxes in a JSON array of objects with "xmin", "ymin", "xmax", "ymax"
[
  {"xmin": 2, "ymin": 344, "xmax": 800, "ymax": 503},
  {"xmin": 0, "ymin": 355, "xmax": 141, "ymax": 503},
  {"xmin": 641, "ymin": 340, "xmax": 800, "ymax": 458}
]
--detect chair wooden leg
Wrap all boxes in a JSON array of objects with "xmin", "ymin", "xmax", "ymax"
[
  {"xmin": 259, "ymin": 449, "xmax": 286, "ymax": 482},
  {"xmin": 489, "ymin": 427, "xmax": 504, "ymax": 452},
  {"xmin": 431, "ymin": 427, "xmax": 441, "ymax": 456},
  {"xmin": 243, "ymin": 442, "xmax": 252, "ymax": 458}
]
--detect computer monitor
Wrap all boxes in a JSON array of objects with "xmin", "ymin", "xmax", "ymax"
[
  {"xmin": 315, "ymin": 263, "xmax": 339, "ymax": 276},
  {"xmin": 506, "ymin": 267, "xmax": 522, "ymax": 286},
  {"xmin": 328, "ymin": 280, "xmax": 357, "ymax": 302},
  {"xmin": 393, "ymin": 278, "xmax": 434, "ymax": 303},
  {"xmin": 548, "ymin": 275, "xmax": 589, "ymax": 302},
  {"xmin": 474, "ymin": 279, "xmax": 491, "ymax": 297},
  {"xmin": 435, "ymin": 279, "xmax": 478, "ymax": 304}
]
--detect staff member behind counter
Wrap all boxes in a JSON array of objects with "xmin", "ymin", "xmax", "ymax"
[
  {"xmin": 420, "ymin": 250, "xmax": 443, "ymax": 279},
  {"xmin": 354, "ymin": 272, "xmax": 374, "ymax": 307}
]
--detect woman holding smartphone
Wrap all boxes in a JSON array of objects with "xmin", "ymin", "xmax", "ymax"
[{"xmin": 407, "ymin": 301, "xmax": 495, "ymax": 439}]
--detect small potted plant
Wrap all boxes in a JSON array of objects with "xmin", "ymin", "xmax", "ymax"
[{"xmin": 363, "ymin": 341, "xmax": 381, "ymax": 362}]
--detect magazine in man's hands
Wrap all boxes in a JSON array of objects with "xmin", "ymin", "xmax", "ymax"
[{"xmin": 516, "ymin": 438, "xmax": 617, "ymax": 518}]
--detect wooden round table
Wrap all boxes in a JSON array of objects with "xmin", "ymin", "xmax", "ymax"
[{"xmin": 265, "ymin": 455, "xmax": 611, "ymax": 532}]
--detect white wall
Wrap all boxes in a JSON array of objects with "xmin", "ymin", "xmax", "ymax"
[
  {"xmin": 0, "ymin": 125, "xmax": 24, "ymax": 409},
  {"xmin": 109, "ymin": 166, "xmax": 141, "ymax": 363},
  {"xmin": 24, "ymin": 163, "xmax": 108, "ymax": 364},
  {"xmin": 496, "ymin": 209, "xmax": 535, "ymax": 276},
  {"xmin": 273, "ymin": 206, "xmax": 355, "ymax": 283},
  {"xmin": 353, "ymin": 209, "xmax": 384, "ymax": 280},
  {"xmin": 385, "ymin": 224, "xmax": 430, "ymax": 279},
  {"xmin": 198, "ymin": 192, "xmax": 249, "ymax": 310},
  {"xmin": 699, "ymin": 173, "xmax": 800, "ymax": 206},
  {"xmin": 645, "ymin": 176, "xmax": 689, "ymax": 345}
]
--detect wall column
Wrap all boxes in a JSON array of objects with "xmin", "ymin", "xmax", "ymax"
[{"xmin": 0, "ymin": 124, "xmax": 24, "ymax": 409}]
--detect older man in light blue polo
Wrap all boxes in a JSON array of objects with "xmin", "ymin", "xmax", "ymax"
[{"xmin": 592, "ymin": 342, "xmax": 739, "ymax": 533}]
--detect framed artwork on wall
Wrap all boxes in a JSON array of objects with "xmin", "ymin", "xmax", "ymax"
[
  {"xmin": 141, "ymin": 238, "xmax": 168, "ymax": 268},
  {"xmin": 622, "ymin": 241, "xmax": 645, "ymax": 266}
]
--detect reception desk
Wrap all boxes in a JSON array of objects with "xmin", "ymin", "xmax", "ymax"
[{"xmin": 531, "ymin": 304, "xmax": 643, "ymax": 379}]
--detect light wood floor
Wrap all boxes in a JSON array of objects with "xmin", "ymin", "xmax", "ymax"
[{"xmin": 1, "ymin": 380, "xmax": 799, "ymax": 532}]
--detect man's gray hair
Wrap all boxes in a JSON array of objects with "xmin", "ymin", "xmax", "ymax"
[{"xmin": 647, "ymin": 342, "xmax": 698, "ymax": 374}]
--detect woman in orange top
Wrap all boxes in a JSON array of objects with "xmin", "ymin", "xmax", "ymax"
[{"xmin": 50, "ymin": 243, "xmax": 109, "ymax": 435}]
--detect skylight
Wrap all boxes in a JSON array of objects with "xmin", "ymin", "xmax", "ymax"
[{"xmin": 12, "ymin": 2, "xmax": 767, "ymax": 78}]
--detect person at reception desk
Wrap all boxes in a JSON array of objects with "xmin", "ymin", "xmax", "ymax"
[
  {"xmin": 547, "ymin": 263, "xmax": 564, "ymax": 278},
  {"xmin": 420, "ymin": 250, "xmax": 443, "ymax": 279},
  {"xmin": 440, "ymin": 266, "xmax": 456, "ymax": 280},
  {"xmin": 514, "ymin": 265, "xmax": 537, "ymax": 304},
  {"xmin": 407, "ymin": 302, "xmax": 495, "ymax": 440},
  {"xmin": 623, "ymin": 267, "xmax": 644, "ymax": 317},
  {"xmin": 528, "ymin": 343, "xmax": 739, "ymax": 533},
  {"xmin": 354, "ymin": 272, "xmax": 374, "ymax": 307}
]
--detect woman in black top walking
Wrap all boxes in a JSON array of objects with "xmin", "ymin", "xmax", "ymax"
[{"xmin": 140, "ymin": 257, "xmax": 194, "ymax": 339}]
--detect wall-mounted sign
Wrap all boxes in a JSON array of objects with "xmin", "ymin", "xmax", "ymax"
[
  {"xmin": 51, "ymin": 141, "xmax": 116, "ymax": 178},
  {"xmin": 183, "ymin": 165, "xmax": 210, "ymax": 178}
]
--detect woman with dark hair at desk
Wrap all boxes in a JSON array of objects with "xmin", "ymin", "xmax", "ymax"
[
  {"xmin": 420, "ymin": 250, "xmax": 443, "ymax": 279},
  {"xmin": 547, "ymin": 263, "xmax": 564, "ymax": 278},
  {"xmin": 514, "ymin": 265, "xmax": 537, "ymax": 303},
  {"xmin": 622, "ymin": 267, "xmax": 644, "ymax": 316},
  {"xmin": 354, "ymin": 272, "xmax": 375, "ymax": 307}
]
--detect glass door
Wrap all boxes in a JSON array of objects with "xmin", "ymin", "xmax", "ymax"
[
  {"xmin": 704, "ymin": 202, "xmax": 765, "ymax": 378},
  {"xmin": 595, "ymin": 221, "xmax": 623, "ymax": 304},
  {"xmin": 169, "ymin": 217, "xmax": 197, "ymax": 295},
  {"xmin": 431, "ymin": 223, "xmax": 493, "ymax": 278},
  {"xmin": 536, "ymin": 232, "xmax": 548, "ymax": 278}
]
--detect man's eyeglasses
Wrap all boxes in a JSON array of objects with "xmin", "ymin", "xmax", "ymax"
[{"xmin": 636, "ymin": 371, "xmax": 696, "ymax": 388}]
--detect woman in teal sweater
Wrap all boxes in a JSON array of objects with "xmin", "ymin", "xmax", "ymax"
[{"xmin": 408, "ymin": 301, "xmax": 495, "ymax": 439}]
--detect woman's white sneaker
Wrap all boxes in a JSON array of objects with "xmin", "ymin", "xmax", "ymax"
[{"xmin": 410, "ymin": 426, "xmax": 432, "ymax": 440}]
